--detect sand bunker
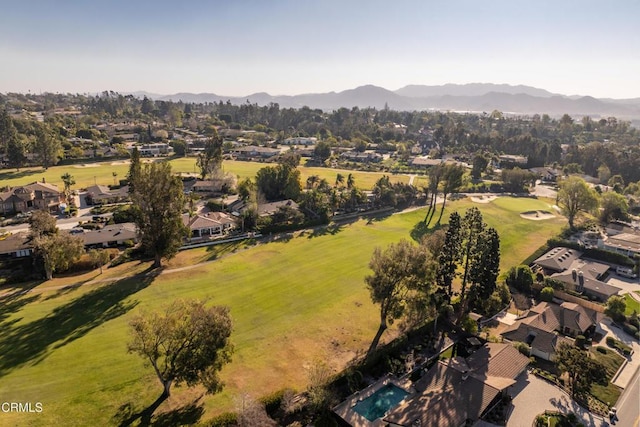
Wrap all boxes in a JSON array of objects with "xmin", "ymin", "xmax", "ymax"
[
  {"xmin": 520, "ymin": 210, "xmax": 555, "ymax": 220},
  {"xmin": 73, "ymin": 163, "xmax": 100, "ymax": 168},
  {"xmin": 470, "ymin": 195, "xmax": 498, "ymax": 204},
  {"xmin": 110, "ymin": 160, "xmax": 130, "ymax": 166}
]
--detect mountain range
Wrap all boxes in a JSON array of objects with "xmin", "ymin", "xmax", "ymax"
[{"xmin": 133, "ymin": 83, "xmax": 640, "ymax": 122}]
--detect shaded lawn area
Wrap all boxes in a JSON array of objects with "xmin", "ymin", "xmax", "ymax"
[
  {"xmin": 0, "ymin": 197, "xmax": 565, "ymax": 425},
  {"xmin": 590, "ymin": 347, "xmax": 624, "ymax": 406},
  {"xmin": 623, "ymin": 293, "xmax": 640, "ymax": 316}
]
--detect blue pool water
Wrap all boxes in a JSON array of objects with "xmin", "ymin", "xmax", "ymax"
[{"xmin": 352, "ymin": 384, "xmax": 409, "ymax": 421}]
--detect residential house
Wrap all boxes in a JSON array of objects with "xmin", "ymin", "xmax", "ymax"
[
  {"xmin": 411, "ymin": 156, "xmax": 444, "ymax": 168},
  {"xmin": 182, "ymin": 212, "xmax": 236, "ymax": 239},
  {"xmin": 498, "ymin": 154, "xmax": 528, "ymax": 167},
  {"xmin": 82, "ymin": 223, "xmax": 138, "ymax": 248},
  {"xmin": 0, "ymin": 181, "xmax": 63, "ymax": 215},
  {"xmin": 84, "ymin": 185, "xmax": 130, "ymax": 205},
  {"xmin": 340, "ymin": 150, "xmax": 383, "ymax": 163},
  {"xmin": 529, "ymin": 167, "xmax": 562, "ymax": 183},
  {"xmin": 0, "ymin": 233, "xmax": 33, "ymax": 259},
  {"xmin": 283, "ymin": 137, "xmax": 317, "ymax": 146},
  {"xmin": 533, "ymin": 247, "xmax": 621, "ymax": 301},
  {"xmin": 257, "ymin": 200, "xmax": 299, "ymax": 217},
  {"xmin": 230, "ymin": 145, "xmax": 280, "ymax": 160},
  {"xmin": 600, "ymin": 232, "xmax": 640, "ymax": 258},
  {"xmin": 135, "ymin": 143, "xmax": 174, "ymax": 157},
  {"xmin": 383, "ymin": 343, "xmax": 529, "ymax": 427},
  {"xmin": 501, "ymin": 301, "xmax": 602, "ymax": 360}
]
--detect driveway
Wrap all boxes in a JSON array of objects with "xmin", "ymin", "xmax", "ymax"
[{"xmin": 507, "ymin": 372, "xmax": 607, "ymax": 427}]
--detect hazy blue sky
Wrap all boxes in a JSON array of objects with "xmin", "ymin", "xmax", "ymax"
[{"xmin": 1, "ymin": 0, "xmax": 638, "ymax": 98}]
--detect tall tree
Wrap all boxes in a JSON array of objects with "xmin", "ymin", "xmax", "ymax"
[
  {"xmin": 436, "ymin": 212, "xmax": 462, "ymax": 302},
  {"xmin": 196, "ymin": 131, "xmax": 223, "ymax": 180},
  {"xmin": 127, "ymin": 147, "xmax": 142, "ymax": 195},
  {"xmin": 33, "ymin": 124, "xmax": 62, "ymax": 169},
  {"xmin": 436, "ymin": 164, "xmax": 465, "ymax": 226},
  {"xmin": 61, "ymin": 173, "xmax": 76, "ymax": 203},
  {"xmin": 128, "ymin": 299, "xmax": 233, "ymax": 424},
  {"xmin": 558, "ymin": 176, "xmax": 599, "ymax": 229},
  {"xmin": 365, "ymin": 239, "xmax": 435, "ymax": 358},
  {"xmin": 554, "ymin": 342, "xmax": 607, "ymax": 397},
  {"xmin": 131, "ymin": 162, "xmax": 188, "ymax": 268},
  {"xmin": 424, "ymin": 164, "xmax": 444, "ymax": 226}
]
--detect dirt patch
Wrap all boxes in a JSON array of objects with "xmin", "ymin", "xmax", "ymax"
[
  {"xmin": 73, "ymin": 163, "xmax": 100, "ymax": 168},
  {"xmin": 470, "ymin": 195, "xmax": 498, "ymax": 204},
  {"xmin": 110, "ymin": 161, "xmax": 130, "ymax": 166},
  {"xmin": 520, "ymin": 210, "xmax": 555, "ymax": 220}
]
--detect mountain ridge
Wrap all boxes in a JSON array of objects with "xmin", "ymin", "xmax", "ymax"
[{"xmin": 130, "ymin": 84, "xmax": 640, "ymax": 120}]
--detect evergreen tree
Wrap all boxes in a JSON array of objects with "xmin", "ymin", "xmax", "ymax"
[
  {"xmin": 131, "ymin": 162, "xmax": 188, "ymax": 268},
  {"xmin": 127, "ymin": 147, "xmax": 142, "ymax": 194}
]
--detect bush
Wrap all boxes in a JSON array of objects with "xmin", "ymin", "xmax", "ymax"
[
  {"xmin": 596, "ymin": 346, "xmax": 608, "ymax": 354},
  {"xmin": 575, "ymin": 335, "xmax": 586, "ymax": 348},
  {"xmin": 206, "ymin": 412, "xmax": 238, "ymax": 427},
  {"xmin": 259, "ymin": 388, "xmax": 288, "ymax": 417},
  {"xmin": 540, "ymin": 286, "xmax": 554, "ymax": 302},
  {"xmin": 622, "ymin": 323, "xmax": 638, "ymax": 337}
]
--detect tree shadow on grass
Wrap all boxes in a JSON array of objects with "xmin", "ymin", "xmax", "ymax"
[
  {"xmin": 0, "ymin": 267, "xmax": 161, "ymax": 376},
  {"xmin": 0, "ymin": 168, "xmax": 43, "ymax": 181},
  {"xmin": 42, "ymin": 276, "xmax": 99, "ymax": 301},
  {"xmin": 0, "ymin": 281, "xmax": 43, "ymax": 325},
  {"xmin": 410, "ymin": 221, "xmax": 442, "ymax": 243},
  {"xmin": 114, "ymin": 397, "xmax": 204, "ymax": 427},
  {"xmin": 306, "ymin": 222, "xmax": 345, "ymax": 239}
]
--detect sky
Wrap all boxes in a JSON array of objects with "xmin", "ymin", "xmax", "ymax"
[{"xmin": 1, "ymin": 0, "xmax": 639, "ymax": 99}]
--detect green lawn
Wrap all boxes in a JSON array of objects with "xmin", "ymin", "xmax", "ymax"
[
  {"xmin": 623, "ymin": 293, "xmax": 640, "ymax": 316},
  {"xmin": 590, "ymin": 347, "xmax": 624, "ymax": 406},
  {"xmin": 0, "ymin": 196, "xmax": 565, "ymax": 425},
  {"xmin": 0, "ymin": 158, "xmax": 408, "ymax": 192}
]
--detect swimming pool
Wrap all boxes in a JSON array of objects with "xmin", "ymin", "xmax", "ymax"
[{"xmin": 352, "ymin": 383, "xmax": 409, "ymax": 421}]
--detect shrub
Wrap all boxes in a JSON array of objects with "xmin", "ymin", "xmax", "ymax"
[
  {"xmin": 596, "ymin": 346, "xmax": 608, "ymax": 354},
  {"xmin": 575, "ymin": 335, "xmax": 586, "ymax": 348},
  {"xmin": 206, "ymin": 412, "xmax": 238, "ymax": 427},
  {"xmin": 622, "ymin": 323, "xmax": 638, "ymax": 337},
  {"xmin": 606, "ymin": 336, "xmax": 616, "ymax": 347},
  {"xmin": 540, "ymin": 286, "xmax": 554, "ymax": 302},
  {"xmin": 259, "ymin": 388, "xmax": 288, "ymax": 417}
]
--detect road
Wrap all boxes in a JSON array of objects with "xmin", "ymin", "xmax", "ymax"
[{"xmin": 615, "ymin": 367, "xmax": 640, "ymax": 427}]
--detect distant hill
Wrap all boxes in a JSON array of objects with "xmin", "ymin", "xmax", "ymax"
[
  {"xmin": 394, "ymin": 83, "xmax": 557, "ymax": 98},
  {"xmin": 134, "ymin": 83, "xmax": 640, "ymax": 120}
]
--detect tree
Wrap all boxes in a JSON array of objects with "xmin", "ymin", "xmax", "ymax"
[
  {"xmin": 33, "ymin": 232, "xmax": 84, "ymax": 280},
  {"xmin": 605, "ymin": 295, "xmax": 626, "ymax": 323},
  {"xmin": 557, "ymin": 176, "xmax": 599, "ymax": 229},
  {"xmin": 61, "ymin": 173, "xmax": 76, "ymax": 203},
  {"xmin": 505, "ymin": 265, "xmax": 534, "ymax": 292},
  {"xmin": 33, "ymin": 124, "xmax": 62, "ymax": 169},
  {"xmin": 554, "ymin": 342, "xmax": 607, "ymax": 397},
  {"xmin": 599, "ymin": 192, "xmax": 629, "ymax": 223},
  {"xmin": 29, "ymin": 210, "xmax": 57, "ymax": 239},
  {"xmin": 438, "ymin": 208, "xmax": 500, "ymax": 321},
  {"xmin": 423, "ymin": 164, "xmax": 444, "ymax": 226},
  {"xmin": 255, "ymin": 164, "xmax": 301, "ymax": 201},
  {"xmin": 127, "ymin": 147, "xmax": 142, "ymax": 195},
  {"xmin": 436, "ymin": 164, "xmax": 465, "ymax": 225},
  {"xmin": 365, "ymin": 239, "xmax": 435, "ymax": 357},
  {"xmin": 130, "ymin": 162, "xmax": 188, "ymax": 268},
  {"xmin": 88, "ymin": 249, "xmax": 111, "ymax": 274},
  {"xmin": 196, "ymin": 131, "xmax": 223, "ymax": 180},
  {"xmin": 128, "ymin": 299, "xmax": 233, "ymax": 423},
  {"xmin": 313, "ymin": 140, "xmax": 331, "ymax": 163},
  {"xmin": 471, "ymin": 154, "xmax": 488, "ymax": 180}
]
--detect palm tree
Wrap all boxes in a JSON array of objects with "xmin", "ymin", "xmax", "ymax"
[
  {"xmin": 306, "ymin": 175, "xmax": 320, "ymax": 190},
  {"xmin": 346, "ymin": 173, "xmax": 355, "ymax": 189},
  {"xmin": 61, "ymin": 173, "xmax": 76, "ymax": 203},
  {"xmin": 335, "ymin": 173, "xmax": 344, "ymax": 188},
  {"xmin": 112, "ymin": 171, "xmax": 118, "ymax": 186}
]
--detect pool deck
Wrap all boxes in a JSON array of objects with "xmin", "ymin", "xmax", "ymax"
[{"xmin": 333, "ymin": 374, "xmax": 415, "ymax": 427}]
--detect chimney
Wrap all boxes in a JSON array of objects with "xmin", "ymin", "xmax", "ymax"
[
  {"xmin": 462, "ymin": 370, "xmax": 469, "ymax": 381},
  {"xmin": 42, "ymin": 177, "xmax": 46, "ymax": 183},
  {"xmin": 577, "ymin": 271, "xmax": 584, "ymax": 291}
]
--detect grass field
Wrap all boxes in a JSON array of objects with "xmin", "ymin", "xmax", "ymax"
[
  {"xmin": 623, "ymin": 293, "xmax": 640, "ymax": 316},
  {"xmin": 0, "ymin": 196, "xmax": 565, "ymax": 425},
  {"xmin": 0, "ymin": 158, "xmax": 408, "ymax": 192}
]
